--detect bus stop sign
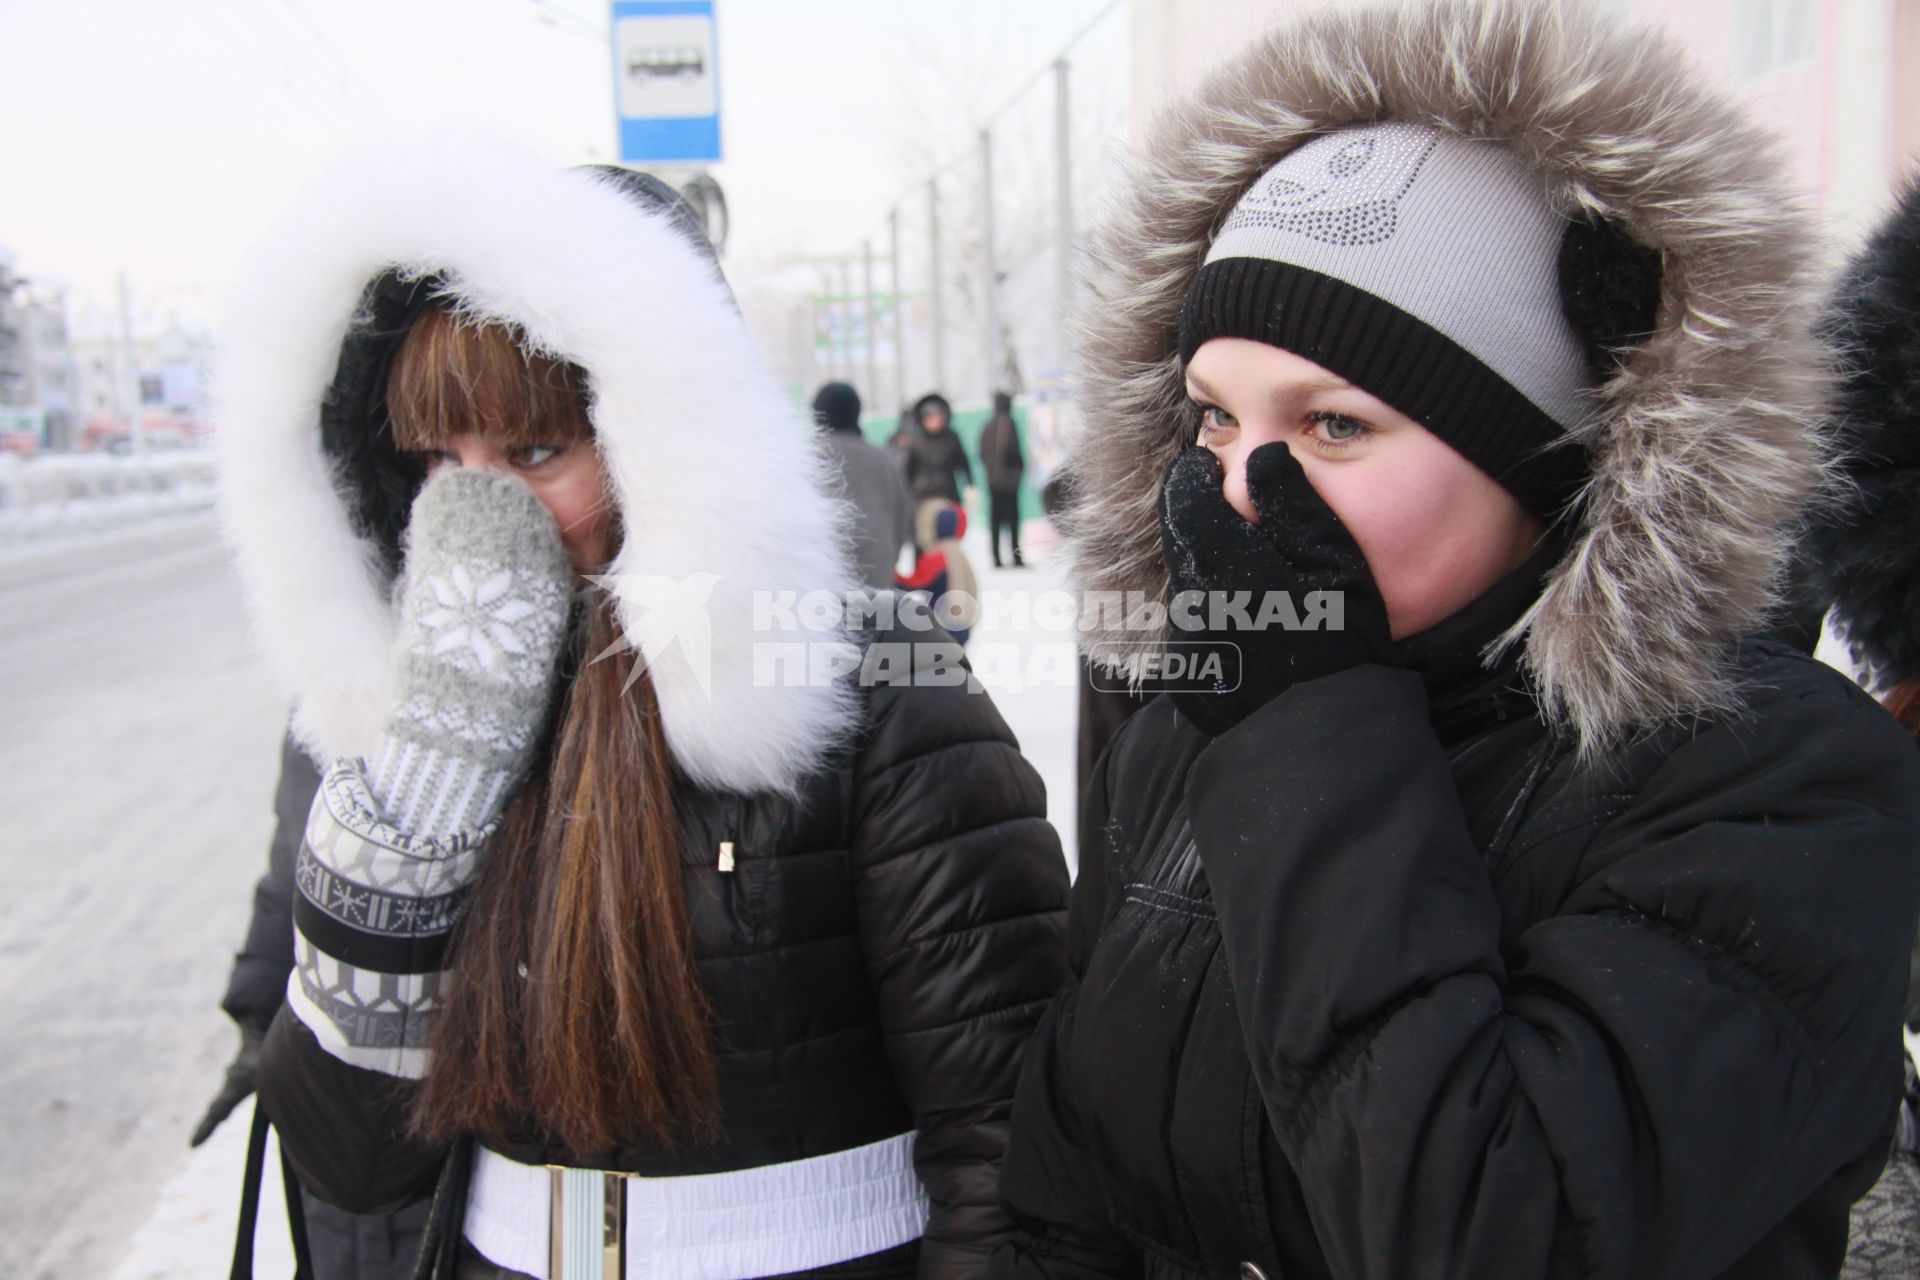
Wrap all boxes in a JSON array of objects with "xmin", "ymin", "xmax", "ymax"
[{"xmin": 611, "ymin": 1, "xmax": 722, "ymax": 164}]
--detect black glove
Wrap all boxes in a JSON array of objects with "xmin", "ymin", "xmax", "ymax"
[
  {"xmin": 1157, "ymin": 443, "xmax": 1395, "ymax": 736},
  {"xmin": 189, "ymin": 1019, "xmax": 266, "ymax": 1147}
]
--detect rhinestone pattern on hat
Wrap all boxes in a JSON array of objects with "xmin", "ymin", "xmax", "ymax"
[{"xmin": 1221, "ymin": 123, "xmax": 1441, "ymax": 247}]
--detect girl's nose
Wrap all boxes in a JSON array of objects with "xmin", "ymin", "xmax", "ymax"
[
  {"xmin": 1220, "ymin": 448, "xmax": 1258, "ymax": 526},
  {"xmin": 446, "ymin": 434, "xmax": 504, "ymax": 472},
  {"xmin": 1211, "ymin": 430, "xmax": 1280, "ymax": 527}
]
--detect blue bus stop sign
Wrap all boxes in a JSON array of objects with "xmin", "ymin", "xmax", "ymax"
[{"xmin": 611, "ymin": 0, "xmax": 722, "ymax": 164}]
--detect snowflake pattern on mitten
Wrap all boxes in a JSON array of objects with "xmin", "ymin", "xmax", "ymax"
[
  {"xmin": 289, "ymin": 467, "xmax": 574, "ymax": 1078},
  {"xmin": 374, "ymin": 466, "xmax": 572, "ymax": 839}
]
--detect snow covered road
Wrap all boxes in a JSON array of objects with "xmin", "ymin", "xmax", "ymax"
[{"xmin": 0, "ymin": 513, "xmax": 286, "ymax": 1278}]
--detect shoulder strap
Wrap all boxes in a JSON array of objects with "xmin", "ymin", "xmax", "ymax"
[
  {"xmin": 227, "ymin": 1105, "xmax": 316, "ymax": 1280},
  {"xmin": 411, "ymin": 1134, "xmax": 474, "ymax": 1280},
  {"xmin": 227, "ymin": 1106, "xmax": 270, "ymax": 1280}
]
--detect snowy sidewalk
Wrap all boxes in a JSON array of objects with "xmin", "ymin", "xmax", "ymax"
[{"xmin": 110, "ymin": 1097, "xmax": 294, "ymax": 1280}]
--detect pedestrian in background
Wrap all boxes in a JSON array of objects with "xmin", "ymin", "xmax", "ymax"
[
  {"xmin": 979, "ymin": 392, "xmax": 1025, "ymax": 568},
  {"xmin": 901, "ymin": 498, "xmax": 979, "ymax": 647},
  {"xmin": 812, "ymin": 380, "xmax": 915, "ymax": 590},
  {"xmin": 993, "ymin": 4, "xmax": 1920, "ymax": 1277},
  {"xmin": 1807, "ymin": 176, "xmax": 1920, "ymax": 1277},
  {"xmin": 905, "ymin": 392, "xmax": 973, "ymax": 506},
  {"xmin": 888, "ymin": 405, "xmax": 918, "ymax": 480},
  {"xmin": 216, "ymin": 140, "xmax": 1067, "ymax": 1279}
]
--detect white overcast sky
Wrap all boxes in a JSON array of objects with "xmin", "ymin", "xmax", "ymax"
[{"xmin": 0, "ymin": 0, "xmax": 1126, "ymax": 336}]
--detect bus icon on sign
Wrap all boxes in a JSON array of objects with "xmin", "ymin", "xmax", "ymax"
[{"xmin": 628, "ymin": 47, "xmax": 706, "ymax": 82}]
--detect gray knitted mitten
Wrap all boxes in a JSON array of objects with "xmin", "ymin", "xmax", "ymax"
[{"xmin": 369, "ymin": 466, "xmax": 573, "ymax": 839}]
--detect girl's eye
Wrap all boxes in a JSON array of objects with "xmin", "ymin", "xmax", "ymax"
[
  {"xmin": 1194, "ymin": 404, "xmax": 1239, "ymax": 441},
  {"xmin": 1305, "ymin": 411, "xmax": 1369, "ymax": 447},
  {"xmin": 512, "ymin": 444, "xmax": 562, "ymax": 468}
]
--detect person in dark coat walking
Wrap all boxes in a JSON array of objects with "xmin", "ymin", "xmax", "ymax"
[
  {"xmin": 906, "ymin": 393, "xmax": 973, "ymax": 506},
  {"xmin": 979, "ymin": 392, "xmax": 1025, "ymax": 568},
  {"xmin": 214, "ymin": 139, "xmax": 1067, "ymax": 1279},
  {"xmin": 992, "ymin": 6, "xmax": 1920, "ymax": 1279},
  {"xmin": 813, "ymin": 381, "xmax": 915, "ymax": 590},
  {"xmin": 1807, "ymin": 177, "xmax": 1920, "ymax": 1278}
]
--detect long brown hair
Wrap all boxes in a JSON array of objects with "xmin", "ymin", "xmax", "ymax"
[{"xmin": 389, "ymin": 303, "xmax": 721, "ymax": 1155}]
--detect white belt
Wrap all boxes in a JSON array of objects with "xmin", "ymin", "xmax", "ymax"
[{"xmin": 465, "ymin": 1132, "xmax": 930, "ymax": 1280}]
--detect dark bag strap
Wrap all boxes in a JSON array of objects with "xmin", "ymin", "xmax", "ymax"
[
  {"xmin": 227, "ymin": 1104, "xmax": 317, "ymax": 1280},
  {"xmin": 410, "ymin": 1134, "xmax": 474, "ymax": 1280},
  {"xmin": 227, "ymin": 1106, "xmax": 270, "ymax": 1280},
  {"xmin": 281, "ymin": 1139, "xmax": 315, "ymax": 1279}
]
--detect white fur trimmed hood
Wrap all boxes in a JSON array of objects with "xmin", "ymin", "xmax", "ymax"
[
  {"xmin": 215, "ymin": 136, "xmax": 860, "ymax": 795},
  {"xmin": 1066, "ymin": 0, "xmax": 1833, "ymax": 754}
]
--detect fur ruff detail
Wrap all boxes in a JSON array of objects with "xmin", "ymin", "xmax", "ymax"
[
  {"xmin": 214, "ymin": 136, "xmax": 860, "ymax": 796},
  {"xmin": 1064, "ymin": 0, "xmax": 1833, "ymax": 756},
  {"xmin": 1812, "ymin": 179, "xmax": 1920, "ymax": 693}
]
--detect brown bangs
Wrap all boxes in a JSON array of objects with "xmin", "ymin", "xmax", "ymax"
[{"xmin": 386, "ymin": 303, "xmax": 593, "ymax": 452}]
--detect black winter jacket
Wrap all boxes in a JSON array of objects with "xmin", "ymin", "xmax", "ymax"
[
  {"xmin": 221, "ymin": 730, "xmax": 320, "ymax": 1031},
  {"xmin": 261, "ymin": 630, "xmax": 1070, "ymax": 1279},
  {"xmin": 907, "ymin": 431, "xmax": 974, "ymax": 506},
  {"xmin": 980, "ymin": 399, "xmax": 1025, "ymax": 493},
  {"xmin": 994, "ymin": 601, "xmax": 1920, "ymax": 1280}
]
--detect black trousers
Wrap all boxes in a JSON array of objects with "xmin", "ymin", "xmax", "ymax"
[{"xmin": 988, "ymin": 484, "xmax": 1022, "ymax": 565}]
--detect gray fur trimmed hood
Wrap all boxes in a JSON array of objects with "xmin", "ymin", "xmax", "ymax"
[
  {"xmin": 214, "ymin": 136, "xmax": 860, "ymax": 796},
  {"xmin": 1065, "ymin": 0, "xmax": 1833, "ymax": 754}
]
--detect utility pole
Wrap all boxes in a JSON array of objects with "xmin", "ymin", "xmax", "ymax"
[
  {"xmin": 838, "ymin": 259, "xmax": 855, "ymax": 386},
  {"xmin": 117, "ymin": 272, "xmax": 144, "ymax": 457},
  {"xmin": 1054, "ymin": 57, "xmax": 1075, "ymax": 377},
  {"xmin": 888, "ymin": 206, "xmax": 904, "ymax": 412},
  {"xmin": 979, "ymin": 129, "xmax": 1002, "ymax": 403},
  {"xmin": 928, "ymin": 177, "xmax": 946, "ymax": 392},
  {"xmin": 862, "ymin": 239, "xmax": 877, "ymax": 411}
]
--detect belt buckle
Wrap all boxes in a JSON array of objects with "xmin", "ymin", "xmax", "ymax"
[{"xmin": 547, "ymin": 1166, "xmax": 625, "ymax": 1280}]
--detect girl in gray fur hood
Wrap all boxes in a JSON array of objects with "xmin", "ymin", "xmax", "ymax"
[{"xmin": 992, "ymin": 3, "xmax": 1920, "ymax": 1278}]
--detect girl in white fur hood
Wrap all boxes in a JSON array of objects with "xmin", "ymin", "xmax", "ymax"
[{"xmin": 215, "ymin": 142, "xmax": 1067, "ymax": 1280}]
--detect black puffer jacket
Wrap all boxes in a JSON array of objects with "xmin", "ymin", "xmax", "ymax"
[
  {"xmin": 263, "ymin": 622, "xmax": 1069, "ymax": 1276},
  {"xmin": 906, "ymin": 396, "xmax": 974, "ymax": 505},
  {"xmin": 996, "ymin": 576, "xmax": 1920, "ymax": 1279},
  {"xmin": 220, "ymin": 730, "xmax": 319, "ymax": 1033}
]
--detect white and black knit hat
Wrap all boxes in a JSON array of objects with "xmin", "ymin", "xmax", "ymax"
[{"xmin": 1180, "ymin": 121, "xmax": 1605, "ymax": 515}]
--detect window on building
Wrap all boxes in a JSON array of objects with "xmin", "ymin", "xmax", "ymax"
[
  {"xmin": 139, "ymin": 374, "xmax": 163, "ymax": 405},
  {"xmin": 1737, "ymin": 0, "xmax": 1821, "ymax": 77}
]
